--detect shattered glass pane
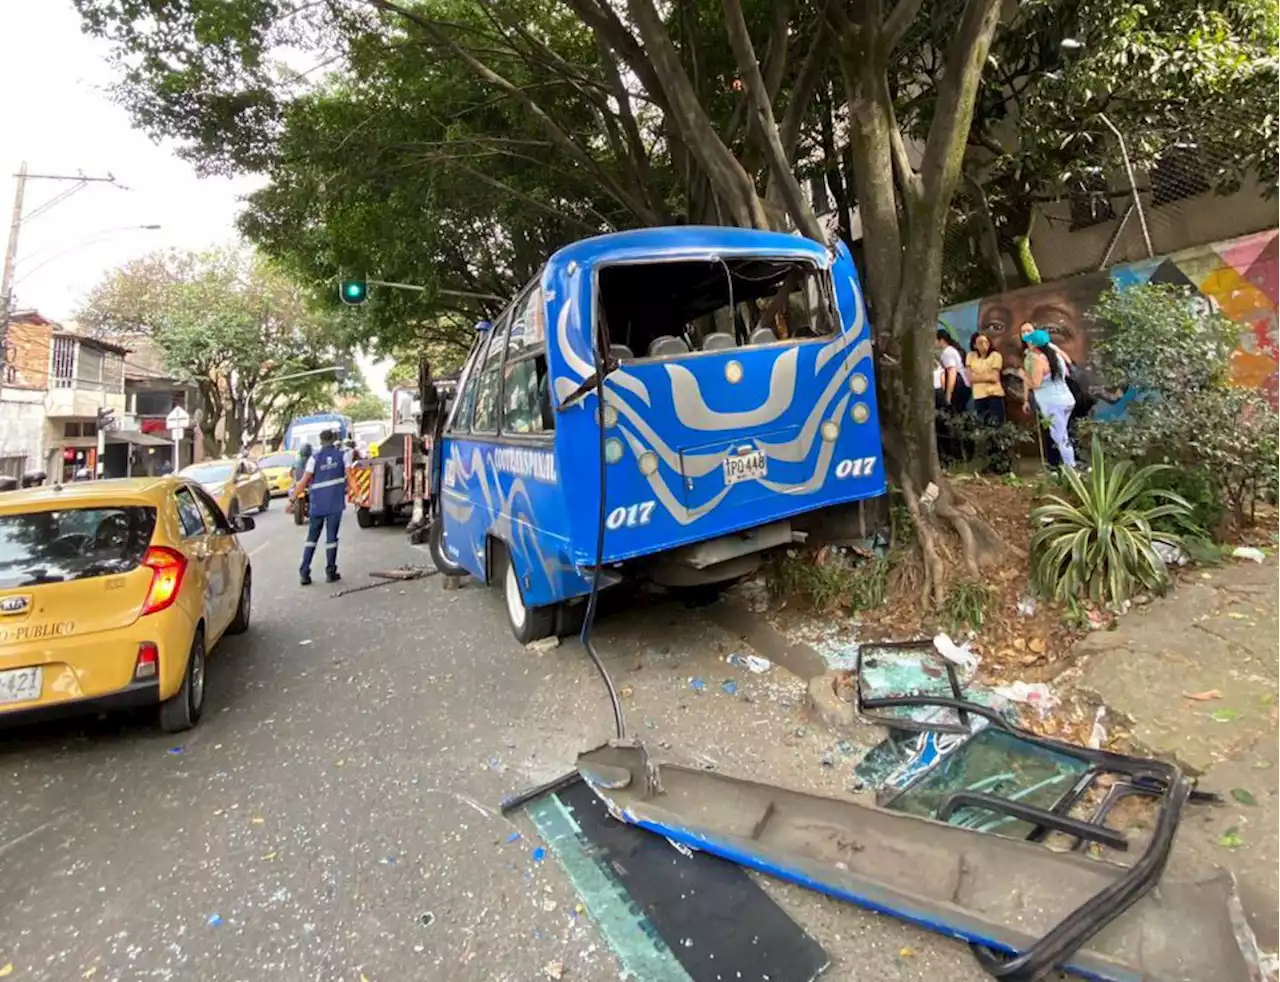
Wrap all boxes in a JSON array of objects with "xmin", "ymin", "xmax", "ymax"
[
  {"xmin": 884, "ymin": 727, "xmax": 1089, "ymax": 840},
  {"xmin": 857, "ymin": 642, "xmax": 1007, "ymax": 732}
]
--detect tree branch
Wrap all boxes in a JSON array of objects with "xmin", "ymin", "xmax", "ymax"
[
  {"xmin": 627, "ymin": 0, "xmax": 766, "ymax": 228},
  {"xmin": 883, "ymin": 0, "xmax": 926, "ymax": 56},
  {"xmin": 916, "ymin": 0, "xmax": 1004, "ymax": 225},
  {"xmin": 558, "ymin": 0, "xmax": 668, "ymax": 111},
  {"xmin": 722, "ymin": 0, "xmax": 824, "ymax": 238},
  {"xmin": 778, "ymin": 4, "xmax": 834, "ymax": 161},
  {"xmin": 368, "ymin": 0, "xmax": 658, "ymax": 224}
]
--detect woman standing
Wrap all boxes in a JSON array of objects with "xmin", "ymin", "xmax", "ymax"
[
  {"xmin": 966, "ymin": 334, "xmax": 1007, "ymax": 470},
  {"xmin": 934, "ymin": 328, "xmax": 971, "ymax": 463},
  {"xmin": 1022, "ymin": 329, "xmax": 1076, "ymax": 469}
]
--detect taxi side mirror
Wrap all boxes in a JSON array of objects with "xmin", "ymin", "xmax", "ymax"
[{"xmin": 232, "ymin": 514, "xmax": 256, "ymax": 533}]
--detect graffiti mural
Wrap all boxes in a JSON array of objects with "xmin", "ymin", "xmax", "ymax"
[{"xmin": 938, "ymin": 228, "xmax": 1279, "ymax": 418}]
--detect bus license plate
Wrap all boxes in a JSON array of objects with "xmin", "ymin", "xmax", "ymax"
[
  {"xmin": 0, "ymin": 666, "xmax": 42, "ymax": 706},
  {"xmin": 723, "ymin": 450, "xmax": 767, "ymax": 485}
]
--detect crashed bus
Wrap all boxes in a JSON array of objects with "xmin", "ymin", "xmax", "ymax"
[{"xmin": 427, "ymin": 226, "xmax": 885, "ymax": 642}]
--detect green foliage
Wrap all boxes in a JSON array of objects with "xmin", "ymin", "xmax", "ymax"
[
  {"xmin": 940, "ymin": 0, "xmax": 1277, "ymax": 298},
  {"xmin": 941, "ymin": 579, "xmax": 991, "ymax": 636},
  {"xmin": 770, "ymin": 550, "xmax": 890, "ymax": 614},
  {"xmin": 1030, "ymin": 438, "xmax": 1193, "ymax": 607},
  {"xmin": 77, "ymin": 247, "xmax": 352, "ymax": 453},
  {"xmin": 1091, "ymin": 283, "xmax": 1241, "ymax": 393},
  {"xmin": 343, "ymin": 393, "xmax": 390, "ymax": 422},
  {"xmin": 1088, "ymin": 283, "xmax": 1280, "ymax": 530}
]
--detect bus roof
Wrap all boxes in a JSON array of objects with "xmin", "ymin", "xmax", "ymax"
[{"xmin": 547, "ymin": 226, "xmax": 830, "ymax": 273}]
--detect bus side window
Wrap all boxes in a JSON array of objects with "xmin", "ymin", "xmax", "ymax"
[
  {"xmin": 448, "ymin": 330, "xmax": 494, "ymax": 435},
  {"xmin": 501, "ymin": 351, "xmax": 552, "ymax": 435},
  {"xmin": 471, "ymin": 313, "xmax": 510, "ymax": 433}
]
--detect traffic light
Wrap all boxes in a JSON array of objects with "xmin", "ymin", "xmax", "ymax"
[{"xmin": 339, "ymin": 278, "xmax": 368, "ymax": 305}]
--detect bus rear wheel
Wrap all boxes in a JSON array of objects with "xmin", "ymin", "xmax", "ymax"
[
  {"xmin": 503, "ymin": 553, "xmax": 553, "ymax": 645},
  {"xmin": 356, "ymin": 506, "xmax": 375, "ymax": 529}
]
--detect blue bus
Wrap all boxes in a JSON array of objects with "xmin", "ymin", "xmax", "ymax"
[
  {"xmin": 283, "ymin": 413, "xmax": 354, "ymax": 452},
  {"xmin": 429, "ymin": 226, "xmax": 885, "ymax": 642}
]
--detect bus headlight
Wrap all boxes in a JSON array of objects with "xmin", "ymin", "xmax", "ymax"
[
  {"xmin": 605, "ymin": 438, "xmax": 624, "ymax": 464},
  {"xmin": 598, "ymin": 405, "xmax": 618, "ymax": 429},
  {"xmin": 724, "ymin": 360, "xmax": 743, "ymax": 384},
  {"xmin": 638, "ymin": 451, "xmax": 659, "ymax": 476},
  {"xmin": 850, "ymin": 373, "xmax": 869, "ymax": 395},
  {"xmin": 851, "ymin": 402, "xmax": 871, "ymax": 424},
  {"xmin": 820, "ymin": 420, "xmax": 839, "ymax": 443}
]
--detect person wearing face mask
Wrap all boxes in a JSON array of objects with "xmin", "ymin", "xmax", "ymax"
[{"xmin": 1022, "ymin": 329, "xmax": 1076, "ymax": 470}]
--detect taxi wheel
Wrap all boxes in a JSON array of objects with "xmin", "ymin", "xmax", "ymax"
[
  {"xmin": 259, "ymin": 491, "xmax": 270, "ymax": 513},
  {"xmin": 227, "ymin": 567, "xmax": 251, "ymax": 635},
  {"xmin": 159, "ymin": 627, "xmax": 206, "ymax": 733},
  {"xmin": 503, "ymin": 552, "xmax": 553, "ymax": 645}
]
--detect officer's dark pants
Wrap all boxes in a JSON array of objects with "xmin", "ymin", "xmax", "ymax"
[{"xmin": 301, "ymin": 511, "xmax": 342, "ymax": 576}]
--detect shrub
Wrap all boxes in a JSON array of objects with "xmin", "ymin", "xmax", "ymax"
[
  {"xmin": 1088, "ymin": 283, "xmax": 1279, "ymax": 532},
  {"xmin": 1030, "ymin": 438, "xmax": 1192, "ymax": 607},
  {"xmin": 770, "ymin": 549, "xmax": 890, "ymax": 613}
]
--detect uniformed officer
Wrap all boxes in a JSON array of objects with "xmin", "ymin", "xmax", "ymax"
[{"xmin": 290, "ymin": 428, "xmax": 347, "ymax": 585}]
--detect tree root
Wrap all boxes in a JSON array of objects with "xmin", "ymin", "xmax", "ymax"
[{"xmin": 896, "ymin": 470, "xmax": 1012, "ymax": 612}]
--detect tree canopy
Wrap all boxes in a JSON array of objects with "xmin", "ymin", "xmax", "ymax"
[{"xmin": 78, "ymin": 247, "xmax": 355, "ymax": 453}]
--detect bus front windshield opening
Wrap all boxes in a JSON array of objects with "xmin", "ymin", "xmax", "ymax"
[{"xmin": 597, "ymin": 257, "xmax": 837, "ymax": 361}]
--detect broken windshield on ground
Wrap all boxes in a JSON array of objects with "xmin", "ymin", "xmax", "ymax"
[
  {"xmin": 596, "ymin": 257, "xmax": 837, "ymax": 360},
  {"xmin": 883, "ymin": 727, "xmax": 1090, "ymax": 840}
]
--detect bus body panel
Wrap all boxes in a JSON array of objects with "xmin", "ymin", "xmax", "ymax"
[
  {"xmin": 439, "ymin": 436, "xmax": 590, "ymax": 608},
  {"xmin": 439, "ymin": 227, "xmax": 885, "ymax": 610},
  {"xmin": 549, "ymin": 236, "xmax": 884, "ymax": 570}
]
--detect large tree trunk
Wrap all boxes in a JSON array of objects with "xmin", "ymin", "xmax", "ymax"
[{"xmin": 826, "ymin": 0, "xmax": 1007, "ymax": 606}]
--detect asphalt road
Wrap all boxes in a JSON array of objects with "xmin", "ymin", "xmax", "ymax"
[
  {"xmin": 1, "ymin": 505, "xmax": 1030, "ymax": 982},
  {"xmin": 0, "ymin": 505, "xmax": 623, "ymax": 982}
]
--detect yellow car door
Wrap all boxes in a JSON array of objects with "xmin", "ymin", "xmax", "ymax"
[
  {"xmin": 190, "ymin": 486, "xmax": 239, "ymax": 637},
  {"xmin": 171, "ymin": 485, "xmax": 218, "ymax": 625}
]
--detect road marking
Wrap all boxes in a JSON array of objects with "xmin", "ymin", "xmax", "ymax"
[{"xmin": 248, "ymin": 539, "xmax": 275, "ymax": 557}]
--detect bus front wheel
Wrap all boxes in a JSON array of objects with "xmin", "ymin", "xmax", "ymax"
[{"xmin": 503, "ymin": 553, "xmax": 553, "ymax": 645}]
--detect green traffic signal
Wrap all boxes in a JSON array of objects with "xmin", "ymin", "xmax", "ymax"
[{"xmin": 339, "ymin": 279, "xmax": 368, "ymax": 305}]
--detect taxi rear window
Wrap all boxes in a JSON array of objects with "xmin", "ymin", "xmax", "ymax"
[{"xmin": 0, "ymin": 507, "xmax": 157, "ymax": 589}]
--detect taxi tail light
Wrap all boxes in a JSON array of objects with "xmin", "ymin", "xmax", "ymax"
[
  {"xmin": 141, "ymin": 547, "xmax": 187, "ymax": 616},
  {"xmin": 134, "ymin": 642, "xmax": 159, "ymax": 679}
]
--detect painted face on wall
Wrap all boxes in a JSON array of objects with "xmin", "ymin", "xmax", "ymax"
[{"xmin": 975, "ymin": 273, "xmax": 1110, "ymax": 381}]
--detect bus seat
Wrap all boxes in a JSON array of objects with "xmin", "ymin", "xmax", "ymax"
[
  {"xmin": 609, "ymin": 343, "xmax": 634, "ymax": 362},
  {"xmin": 649, "ymin": 336, "xmax": 689, "ymax": 357},
  {"xmin": 701, "ymin": 332, "xmax": 736, "ymax": 351},
  {"xmin": 748, "ymin": 326, "xmax": 777, "ymax": 345}
]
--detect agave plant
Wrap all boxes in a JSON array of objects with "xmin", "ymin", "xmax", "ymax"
[{"xmin": 1029, "ymin": 438, "xmax": 1193, "ymax": 607}]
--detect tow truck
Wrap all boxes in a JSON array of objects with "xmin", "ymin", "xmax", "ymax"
[{"xmin": 347, "ymin": 371, "xmax": 456, "ymax": 532}]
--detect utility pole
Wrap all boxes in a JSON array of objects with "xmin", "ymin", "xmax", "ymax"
[{"xmin": 0, "ymin": 162, "xmax": 121, "ymax": 356}]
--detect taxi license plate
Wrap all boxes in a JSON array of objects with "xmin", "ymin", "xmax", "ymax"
[
  {"xmin": 723, "ymin": 449, "xmax": 767, "ymax": 485},
  {"xmin": 0, "ymin": 666, "xmax": 42, "ymax": 706}
]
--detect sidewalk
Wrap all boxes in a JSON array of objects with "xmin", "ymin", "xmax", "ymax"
[{"xmin": 1067, "ymin": 559, "xmax": 1279, "ymax": 948}]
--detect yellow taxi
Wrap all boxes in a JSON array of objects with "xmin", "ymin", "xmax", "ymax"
[
  {"xmin": 256, "ymin": 450, "xmax": 297, "ymax": 497},
  {"xmin": 0, "ymin": 476, "xmax": 254, "ymax": 732},
  {"xmin": 180, "ymin": 457, "xmax": 271, "ymax": 521}
]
